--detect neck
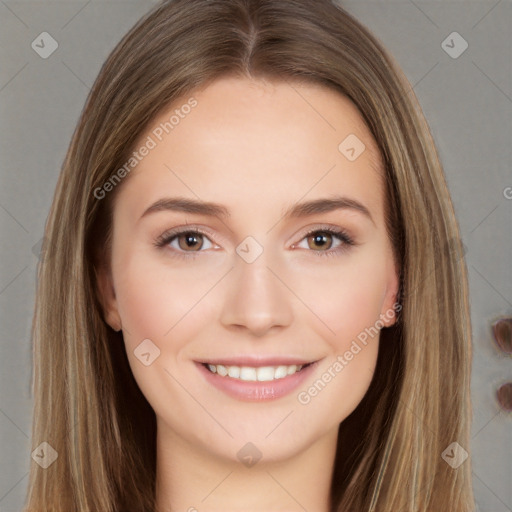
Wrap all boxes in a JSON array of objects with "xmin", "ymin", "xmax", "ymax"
[{"xmin": 154, "ymin": 419, "xmax": 338, "ymax": 512}]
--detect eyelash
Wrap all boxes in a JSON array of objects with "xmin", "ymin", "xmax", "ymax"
[{"xmin": 153, "ymin": 225, "xmax": 355, "ymax": 259}]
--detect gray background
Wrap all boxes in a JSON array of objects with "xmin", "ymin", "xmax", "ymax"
[{"xmin": 0, "ymin": 1, "xmax": 511, "ymax": 511}]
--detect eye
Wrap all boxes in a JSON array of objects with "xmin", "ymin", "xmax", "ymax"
[
  {"xmin": 154, "ymin": 228, "xmax": 216, "ymax": 253},
  {"xmin": 293, "ymin": 227, "xmax": 354, "ymax": 256}
]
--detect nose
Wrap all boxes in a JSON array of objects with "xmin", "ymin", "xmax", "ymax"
[{"xmin": 219, "ymin": 252, "xmax": 294, "ymax": 337}]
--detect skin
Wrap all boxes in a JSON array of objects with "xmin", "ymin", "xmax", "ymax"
[{"xmin": 98, "ymin": 76, "xmax": 399, "ymax": 512}]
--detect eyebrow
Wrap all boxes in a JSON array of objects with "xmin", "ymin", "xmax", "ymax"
[{"xmin": 139, "ymin": 195, "xmax": 374, "ymax": 224}]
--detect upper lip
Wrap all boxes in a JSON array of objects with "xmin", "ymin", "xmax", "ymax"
[{"xmin": 196, "ymin": 356, "xmax": 317, "ymax": 367}]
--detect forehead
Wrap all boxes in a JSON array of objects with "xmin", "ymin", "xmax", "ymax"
[{"xmin": 115, "ymin": 77, "xmax": 385, "ymax": 226}]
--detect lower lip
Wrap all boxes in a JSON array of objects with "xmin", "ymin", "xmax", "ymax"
[{"xmin": 196, "ymin": 362, "xmax": 317, "ymax": 401}]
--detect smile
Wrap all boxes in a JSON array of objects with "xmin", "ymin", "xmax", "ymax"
[
  {"xmin": 205, "ymin": 363, "xmax": 308, "ymax": 382},
  {"xmin": 196, "ymin": 360, "xmax": 317, "ymax": 401}
]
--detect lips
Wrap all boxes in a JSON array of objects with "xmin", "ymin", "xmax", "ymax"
[{"xmin": 195, "ymin": 356, "xmax": 319, "ymax": 401}]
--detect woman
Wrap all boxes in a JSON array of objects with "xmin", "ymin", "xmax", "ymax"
[{"xmin": 24, "ymin": 0, "xmax": 475, "ymax": 510}]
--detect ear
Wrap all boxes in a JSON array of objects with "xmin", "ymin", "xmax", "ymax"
[
  {"xmin": 379, "ymin": 262, "xmax": 401, "ymax": 328},
  {"xmin": 95, "ymin": 262, "xmax": 122, "ymax": 332}
]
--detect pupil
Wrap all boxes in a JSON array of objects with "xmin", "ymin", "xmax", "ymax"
[
  {"xmin": 312, "ymin": 233, "xmax": 330, "ymax": 249},
  {"xmin": 182, "ymin": 233, "xmax": 201, "ymax": 249}
]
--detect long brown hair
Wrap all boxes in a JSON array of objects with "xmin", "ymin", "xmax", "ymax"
[{"xmin": 24, "ymin": 0, "xmax": 474, "ymax": 510}]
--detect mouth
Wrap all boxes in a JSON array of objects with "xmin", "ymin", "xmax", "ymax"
[
  {"xmin": 195, "ymin": 359, "xmax": 318, "ymax": 401},
  {"xmin": 202, "ymin": 362, "xmax": 312, "ymax": 382}
]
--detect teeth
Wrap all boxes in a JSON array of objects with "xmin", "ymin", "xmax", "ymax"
[
  {"xmin": 256, "ymin": 366, "xmax": 274, "ymax": 382},
  {"xmin": 287, "ymin": 365, "xmax": 297, "ymax": 375},
  {"xmin": 216, "ymin": 364, "xmax": 228, "ymax": 377},
  {"xmin": 240, "ymin": 367, "xmax": 257, "ymax": 381},
  {"xmin": 228, "ymin": 366, "xmax": 240, "ymax": 378},
  {"xmin": 274, "ymin": 365, "xmax": 288, "ymax": 379},
  {"xmin": 206, "ymin": 363, "xmax": 305, "ymax": 381}
]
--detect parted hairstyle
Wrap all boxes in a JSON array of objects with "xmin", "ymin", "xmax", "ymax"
[{"xmin": 24, "ymin": 0, "xmax": 475, "ymax": 510}]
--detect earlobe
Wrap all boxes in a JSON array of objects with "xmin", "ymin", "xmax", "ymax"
[
  {"xmin": 380, "ymin": 267, "xmax": 401, "ymax": 328},
  {"xmin": 95, "ymin": 263, "xmax": 122, "ymax": 332},
  {"xmin": 380, "ymin": 294, "xmax": 399, "ymax": 327}
]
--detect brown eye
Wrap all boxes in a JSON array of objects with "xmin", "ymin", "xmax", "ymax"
[
  {"xmin": 155, "ymin": 228, "xmax": 216, "ymax": 254},
  {"xmin": 307, "ymin": 232, "xmax": 333, "ymax": 251},
  {"xmin": 177, "ymin": 232, "xmax": 205, "ymax": 251}
]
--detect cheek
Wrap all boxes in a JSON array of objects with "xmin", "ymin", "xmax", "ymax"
[
  {"xmin": 111, "ymin": 251, "xmax": 221, "ymax": 414},
  {"xmin": 295, "ymin": 340, "xmax": 379, "ymax": 429},
  {"xmin": 290, "ymin": 254, "xmax": 390, "ymax": 345},
  {"xmin": 289, "ymin": 254, "xmax": 388, "ymax": 418},
  {"xmin": 291, "ymin": 260, "xmax": 387, "ymax": 423},
  {"xmin": 113, "ymin": 249, "xmax": 222, "ymax": 345}
]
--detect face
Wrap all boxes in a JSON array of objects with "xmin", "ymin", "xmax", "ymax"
[{"xmin": 98, "ymin": 76, "xmax": 399, "ymax": 464}]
